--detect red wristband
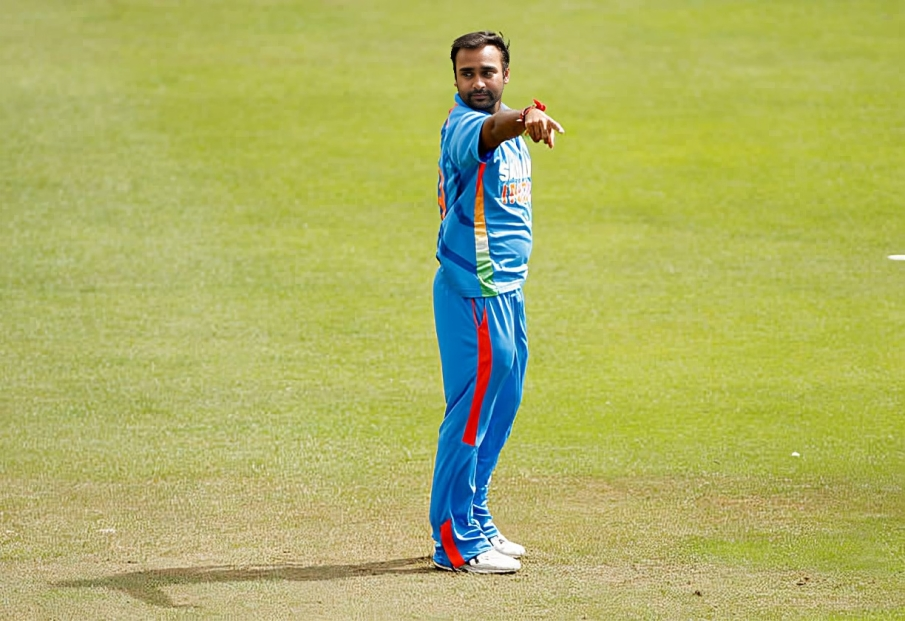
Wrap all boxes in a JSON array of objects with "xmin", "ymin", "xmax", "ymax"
[{"xmin": 518, "ymin": 99, "xmax": 548, "ymax": 122}]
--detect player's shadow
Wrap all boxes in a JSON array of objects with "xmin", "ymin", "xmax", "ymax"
[{"xmin": 54, "ymin": 556, "xmax": 434, "ymax": 608}]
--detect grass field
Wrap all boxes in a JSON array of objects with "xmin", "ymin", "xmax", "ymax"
[{"xmin": 2, "ymin": 0, "xmax": 904, "ymax": 618}]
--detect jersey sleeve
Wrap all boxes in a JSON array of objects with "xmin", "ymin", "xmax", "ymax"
[{"xmin": 446, "ymin": 109, "xmax": 487, "ymax": 169}]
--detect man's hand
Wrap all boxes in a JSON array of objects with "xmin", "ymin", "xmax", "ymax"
[{"xmin": 523, "ymin": 108, "xmax": 565, "ymax": 149}]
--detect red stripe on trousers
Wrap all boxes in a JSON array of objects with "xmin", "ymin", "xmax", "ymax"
[
  {"xmin": 440, "ymin": 519, "xmax": 466, "ymax": 567},
  {"xmin": 463, "ymin": 302, "xmax": 492, "ymax": 446}
]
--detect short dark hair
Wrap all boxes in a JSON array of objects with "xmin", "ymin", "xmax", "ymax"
[{"xmin": 450, "ymin": 31, "xmax": 510, "ymax": 73}]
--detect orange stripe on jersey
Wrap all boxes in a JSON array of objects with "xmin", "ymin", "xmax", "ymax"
[
  {"xmin": 437, "ymin": 104, "xmax": 458, "ymax": 220},
  {"xmin": 473, "ymin": 163, "xmax": 495, "ymax": 295},
  {"xmin": 437, "ymin": 166, "xmax": 447, "ymax": 220}
]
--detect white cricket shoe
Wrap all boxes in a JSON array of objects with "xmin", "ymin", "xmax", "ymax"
[
  {"xmin": 433, "ymin": 549, "xmax": 522, "ymax": 574},
  {"xmin": 462, "ymin": 549, "xmax": 521, "ymax": 574},
  {"xmin": 489, "ymin": 534, "xmax": 526, "ymax": 559}
]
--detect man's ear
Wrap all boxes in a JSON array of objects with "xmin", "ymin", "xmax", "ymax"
[{"xmin": 503, "ymin": 68, "xmax": 510, "ymax": 84}]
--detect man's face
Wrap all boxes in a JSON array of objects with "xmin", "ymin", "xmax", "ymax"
[{"xmin": 454, "ymin": 45, "xmax": 510, "ymax": 112}]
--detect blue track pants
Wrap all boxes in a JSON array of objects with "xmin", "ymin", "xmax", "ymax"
[{"xmin": 429, "ymin": 269, "xmax": 528, "ymax": 568}]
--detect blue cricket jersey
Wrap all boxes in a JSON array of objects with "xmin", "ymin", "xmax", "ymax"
[{"xmin": 436, "ymin": 94, "xmax": 533, "ymax": 298}]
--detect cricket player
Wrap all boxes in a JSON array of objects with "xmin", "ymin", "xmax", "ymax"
[{"xmin": 429, "ymin": 31, "xmax": 565, "ymax": 574}]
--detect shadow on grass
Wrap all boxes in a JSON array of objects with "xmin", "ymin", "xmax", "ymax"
[{"xmin": 54, "ymin": 556, "xmax": 434, "ymax": 608}]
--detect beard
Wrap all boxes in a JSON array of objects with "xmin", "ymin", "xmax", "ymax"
[{"xmin": 464, "ymin": 89, "xmax": 499, "ymax": 112}]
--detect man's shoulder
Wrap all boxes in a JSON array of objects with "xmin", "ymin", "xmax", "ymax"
[{"xmin": 442, "ymin": 104, "xmax": 485, "ymax": 146}]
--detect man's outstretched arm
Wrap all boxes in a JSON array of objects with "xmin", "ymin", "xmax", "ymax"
[{"xmin": 480, "ymin": 105, "xmax": 565, "ymax": 155}]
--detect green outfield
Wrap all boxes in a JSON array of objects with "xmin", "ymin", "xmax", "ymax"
[{"xmin": 2, "ymin": 0, "xmax": 903, "ymax": 618}]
